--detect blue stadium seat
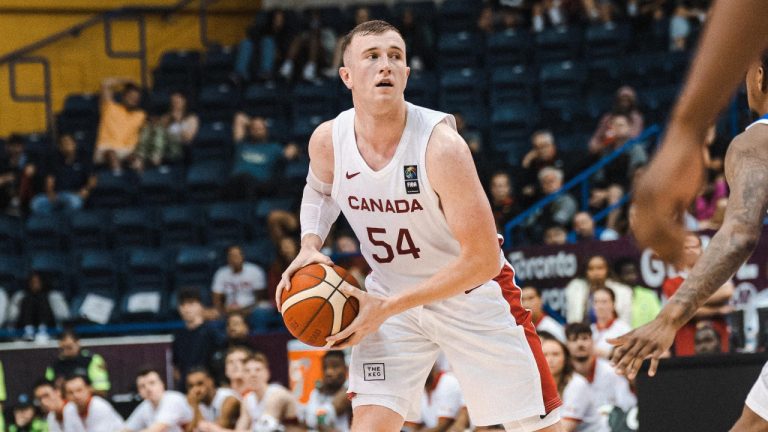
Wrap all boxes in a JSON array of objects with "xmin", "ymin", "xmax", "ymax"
[
  {"xmin": 486, "ymin": 30, "xmax": 531, "ymax": 67},
  {"xmin": 490, "ymin": 65, "xmax": 535, "ymax": 106},
  {"xmin": 76, "ymin": 249, "xmax": 119, "ymax": 293},
  {"xmin": 124, "ymin": 247, "xmax": 169, "ymax": 292},
  {"xmin": 586, "ymin": 58, "xmax": 622, "ymax": 93},
  {"xmin": 185, "ymin": 161, "xmax": 227, "ymax": 202},
  {"xmin": 640, "ymin": 84, "xmax": 680, "ymax": 121},
  {"xmin": 25, "ymin": 215, "xmax": 67, "ymax": 253},
  {"xmin": 57, "ymin": 93, "xmax": 98, "ymax": 133},
  {"xmin": 201, "ymin": 45, "xmax": 236, "ymax": 85},
  {"xmin": 291, "ymin": 115, "xmax": 326, "ymax": 144},
  {"xmin": 535, "ymin": 27, "xmax": 582, "ymax": 63},
  {"xmin": 634, "ymin": 17, "xmax": 669, "ymax": 53},
  {"xmin": 558, "ymin": 133, "xmax": 591, "ymax": 153},
  {"xmin": 192, "ymin": 121, "xmax": 232, "ymax": 162},
  {"xmin": 89, "ymin": 172, "xmax": 137, "ymax": 208},
  {"xmin": 283, "ymin": 156, "xmax": 309, "ymax": 184},
  {"xmin": 393, "ymin": 1, "xmax": 437, "ymax": 26},
  {"xmin": 0, "ymin": 254, "xmax": 25, "ymax": 293},
  {"xmin": 119, "ymin": 288, "xmax": 168, "ymax": 322},
  {"xmin": 622, "ymin": 52, "xmax": 673, "ymax": 88},
  {"xmin": 29, "ymin": 252, "xmax": 72, "ymax": 296},
  {"xmin": 291, "ymin": 81, "xmax": 337, "ymax": 119},
  {"xmin": 242, "ymin": 82, "xmax": 287, "ymax": 120},
  {"xmin": 439, "ymin": 68, "xmax": 486, "ymax": 115},
  {"xmin": 159, "ymin": 205, "xmax": 204, "ymax": 247},
  {"xmin": 240, "ymin": 238, "xmax": 276, "ymax": 268},
  {"xmin": 69, "ymin": 289, "xmax": 119, "ymax": 324},
  {"xmin": 231, "ymin": 142, "xmax": 284, "ymax": 184},
  {"xmin": 24, "ymin": 133, "xmax": 53, "ymax": 161},
  {"xmin": 198, "ymin": 83, "xmax": 239, "ymax": 123},
  {"xmin": 438, "ymin": 0, "xmax": 481, "ymax": 32},
  {"xmin": 112, "ymin": 208, "xmax": 158, "ymax": 248},
  {"xmin": 139, "ymin": 166, "xmax": 184, "ymax": 205},
  {"xmin": 153, "ymin": 50, "xmax": 200, "ymax": 92},
  {"xmin": 146, "ymin": 89, "xmax": 172, "ymax": 116},
  {"xmin": 254, "ymin": 198, "xmax": 294, "ymax": 219},
  {"xmin": 174, "ymin": 246, "xmax": 219, "ymax": 289},
  {"xmin": 584, "ymin": 23, "xmax": 629, "ymax": 59},
  {"xmin": 437, "ymin": 31, "xmax": 482, "ymax": 69},
  {"xmin": 310, "ymin": 6, "xmax": 349, "ymax": 34},
  {"xmin": 538, "ymin": 61, "xmax": 587, "ymax": 109},
  {"xmin": 490, "ymin": 104, "xmax": 537, "ymax": 152},
  {"xmin": 0, "ymin": 216, "xmax": 22, "ymax": 255},
  {"xmin": 69, "ymin": 209, "xmax": 110, "ymax": 250},
  {"xmin": 404, "ymin": 72, "xmax": 438, "ymax": 109},
  {"xmin": 205, "ymin": 202, "xmax": 251, "ymax": 247}
]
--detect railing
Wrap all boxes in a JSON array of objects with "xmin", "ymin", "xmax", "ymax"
[
  {"xmin": 0, "ymin": 0, "xmax": 224, "ymax": 140},
  {"xmin": 503, "ymin": 124, "xmax": 662, "ymax": 246}
]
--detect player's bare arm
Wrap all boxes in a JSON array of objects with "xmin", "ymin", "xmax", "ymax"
[
  {"xmin": 326, "ymin": 122, "xmax": 501, "ymax": 348},
  {"xmin": 632, "ymin": 0, "xmax": 768, "ymax": 263},
  {"xmin": 610, "ymin": 130, "xmax": 768, "ymax": 379},
  {"xmin": 276, "ymin": 120, "xmax": 336, "ymax": 311}
]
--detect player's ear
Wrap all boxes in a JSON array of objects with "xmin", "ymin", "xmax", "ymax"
[
  {"xmin": 339, "ymin": 66, "xmax": 352, "ymax": 90},
  {"xmin": 759, "ymin": 66, "xmax": 767, "ymax": 93}
]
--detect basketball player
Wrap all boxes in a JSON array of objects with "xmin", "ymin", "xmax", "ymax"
[
  {"xmin": 275, "ymin": 20, "xmax": 562, "ymax": 431},
  {"xmin": 62, "ymin": 374, "xmax": 125, "ymax": 431},
  {"xmin": 610, "ymin": 52, "xmax": 768, "ymax": 431},
  {"xmin": 630, "ymin": 0, "xmax": 768, "ymax": 263},
  {"xmin": 186, "ymin": 367, "xmax": 240, "ymax": 430},
  {"xmin": 122, "ymin": 368, "xmax": 194, "ymax": 432}
]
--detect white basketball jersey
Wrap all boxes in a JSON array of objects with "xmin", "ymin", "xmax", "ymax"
[
  {"xmin": 244, "ymin": 384, "xmax": 282, "ymax": 421},
  {"xmin": 199, "ymin": 387, "xmax": 238, "ymax": 423},
  {"xmin": 331, "ymin": 103, "xmax": 466, "ymax": 297}
]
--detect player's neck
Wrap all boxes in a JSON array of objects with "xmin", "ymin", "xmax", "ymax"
[{"xmin": 353, "ymin": 101, "xmax": 407, "ymax": 152}]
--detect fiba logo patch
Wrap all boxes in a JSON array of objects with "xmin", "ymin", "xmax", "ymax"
[
  {"xmin": 363, "ymin": 363, "xmax": 386, "ymax": 381},
  {"xmin": 403, "ymin": 165, "xmax": 420, "ymax": 194}
]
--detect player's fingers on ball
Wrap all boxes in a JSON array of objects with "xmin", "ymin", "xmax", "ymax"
[{"xmin": 648, "ymin": 356, "xmax": 661, "ymax": 377}]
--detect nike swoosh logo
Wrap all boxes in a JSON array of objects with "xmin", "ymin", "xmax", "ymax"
[{"xmin": 346, "ymin": 171, "xmax": 360, "ymax": 179}]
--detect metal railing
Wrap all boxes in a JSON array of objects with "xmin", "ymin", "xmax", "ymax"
[{"xmin": 503, "ymin": 124, "xmax": 662, "ymax": 246}]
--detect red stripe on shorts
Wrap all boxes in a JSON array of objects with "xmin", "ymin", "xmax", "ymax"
[{"xmin": 494, "ymin": 263, "xmax": 563, "ymax": 414}]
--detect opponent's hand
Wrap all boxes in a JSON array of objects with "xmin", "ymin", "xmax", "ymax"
[
  {"xmin": 631, "ymin": 139, "xmax": 705, "ymax": 264},
  {"xmin": 608, "ymin": 317, "xmax": 677, "ymax": 379},
  {"xmin": 275, "ymin": 246, "xmax": 333, "ymax": 312},
  {"xmin": 325, "ymin": 286, "xmax": 392, "ymax": 349}
]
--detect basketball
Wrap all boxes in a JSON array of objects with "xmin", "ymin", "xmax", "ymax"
[{"xmin": 281, "ymin": 263, "xmax": 361, "ymax": 347}]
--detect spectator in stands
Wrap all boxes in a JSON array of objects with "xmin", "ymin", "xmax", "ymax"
[
  {"xmin": 543, "ymin": 225, "xmax": 568, "ymax": 245},
  {"xmin": 539, "ymin": 332, "xmax": 602, "ymax": 432},
  {"xmin": 406, "ymin": 362, "xmax": 464, "ymax": 431},
  {"xmin": 233, "ymin": 114, "xmax": 272, "ymax": 145},
  {"xmin": 211, "ymin": 313, "xmax": 260, "ymax": 385},
  {"xmin": 10, "ymin": 273, "xmax": 61, "ymax": 342},
  {"xmin": 669, "ymin": 3, "xmax": 692, "ymax": 51},
  {"xmin": 694, "ymin": 322, "xmax": 722, "ymax": 355},
  {"xmin": 455, "ymin": 112, "xmax": 491, "ymax": 181},
  {"xmin": 45, "ymin": 329, "xmax": 111, "ymax": 396},
  {"xmin": 186, "ymin": 367, "xmax": 240, "ymax": 430},
  {"xmin": 589, "ymin": 86, "xmax": 644, "ymax": 155},
  {"xmin": 30, "ymin": 134, "xmax": 95, "ymax": 214},
  {"xmin": 62, "ymin": 374, "xmax": 124, "ymax": 431},
  {"xmin": 123, "ymin": 368, "xmax": 194, "ymax": 431},
  {"xmin": 173, "ymin": 288, "xmax": 220, "ymax": 392},
  {"xmin": 565, "ymin": 255, "xmax": 633, "ymax": 326},
  {"xmin": 329, "ymin": 5, "xmax": 374, "ymax": 71},
  {"xmin": 267, "ymin": 236, "xmax": 300, "ymax": 307},
  {"xmin": 522, "ymin": 286, "xmax": 565, "ymax": 342},
  {"xmin": 531, "ymin": 0, "xmax": 567, "ymax": 32},
  {"xmin": 565, "ymin": 323, "xmax": 637, "ymax": 413},
  {"xmin": 33, "ymin": 380, "xmax": 65, "ymax": 432},
  {"xmin": 7, "ymin": 393, "xmax": 46, "ymax": 432},
  {"xmin": 134, "ymin": 91, "xmax": 196, "ymax": 170},
  {"xmin": 223, "ymin": 346, "xmax": 252, "ymax": 396},
  {"xmin": 489, "ymin": 171, "xmax": 519, "ymax": 233},
  {"xmin": 522, "ymin": 167, "xmax": 578, "ymax": 243},
  {"xmin": 591, "ymin": 287, "xmax": 632, "ymax": 359},
  {"xmin": 331, "ymin": 230, "xmax": 368, "ymax": 288},
  {"xmin": 234, "ymin": 353, "xmax": 299, "ymax": 431},
  {"xmin": 477, "ymin": 4, "xmax": 496, "ymax": 35},
  {"xmin": 279, "ymin": 9, "xmax": 336, "ymax": 82},
  {"xmin": 567, "ymin": 211, "xmax": 619, "ymax": 244},
  {"xmin": 662, "ymin": 232, "xmax": 733, "ymax": 356},
  {"xmin": 614, "ymin": 259, "xmax": 661, "ymax": 329},
  {"xmin": 0, "ymin": 134, "xmax": 35, "ymax": 216},
  {"xmin": 211, "ymin": 245, "xmax": 269, "ymax": 320},
  {"xmin": 520, "ymin": 130, "xmax": 567, "ymax": 206},
  {"xmin": 94, "ymin": 78, "xmax": 146, "ymax": 175},
  {"xmin": 695, "ymin": 128, "xmax": 729, "ymax": 229},
  {"xmin": 301, "ymin": 350, "xmax": 351, "ymax": 431},
  {"xmin": 397, "ymin": 6, "xmax": 434, "ymax": 71},
  {"xmin": 236, "ymin": 9, "xmax": 294, "ymax": 82}
]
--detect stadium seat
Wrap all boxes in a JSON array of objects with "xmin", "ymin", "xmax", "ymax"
[
  {"xmin": 205, "ymin": 202, "xmax": 251, "ymax": 247},
  {"xmin": 24, "ymin": 133, "xmax": 53, "ymax": 161},
  {"xmin": 25, "ymin": 215, "xmax": 67, "ymax": 253},
  {"xmin": 622, "ymin": 52, "xmax": 674, "ymax": 88},
  {"xmin": 539, "ymin": 60, "xmax": 588, "ymax": 109},
  {"xmin": 242, "ymin": 82, "xmax": 287, "ymax": 120},
  {"xmin": 291, "ymin": 81, "xmax": 337, "ymax": 119},
  {"xmin": 69, "ymin": 288, "xmax": 119, "ymax": 325},
  {"xmin": 124, "ymin": 247, "xmax": 169, "ymax": 292},
  {"xmin": 240, "ymin": 237, "xmax": 276, "ymax": 268},
  {"xmin": 393, "ymin": 1, "xmax": 437, "ymax": 26},
  {"xmin": 111, "ymin": 208, "xmax": 158, "ymax": 248},
  {"xmin": 192, "ymin": 121, "xmax": 231, "ymax": 162},
  {"xmin": 29, "ymin": 252, "xmax": 72, "ymax": 296},
  {"xmin": 490, "ymin": 104, "xmax": 537, "ymax": 152},
  {"xmin": 437, "ymin": 31, "xmax": 482, "ymax": 69},
  {"xmin": 89, "ymin": 172, "xmax": 137, "ymax": 208},
  {"xmin": 198, "ymin": 83, "xmax": 239, "ymax": 123},
  {"xmin": 291, "ymin": 115, "xmax": 326, "ymax": 144},
  {"xmin": 0, "ymin": 254, "xmax": 25, "ymax": 293},
  {"xmin": 438, "ymin": 0, "xmax": 481, "ymax": 32},
  {"xmin": 0, "ymin": 216, "xmax": 23, "ymax": 255},
  {"xmin": 583, "ymin": 23, "xmax": 629, "ymax": 59},
  {"xmin": 146, "ymin": 89, "xmax": 172, "ymax": 116},
  {"xmin": 490, "ymin": 65, "xmax": 535, "ymax": 106},
  {"xmin": 486, "ymin": 30, "xmax": 531, "ymax": 67},
  {"xmin": 69, "ymin": 209, "xmax": 110, "ymax": 250},
  {"xmin": 138, "ymin": 166, "xmax": 184, "ymax": 205},
  {"xmin": 585, "ymin": 58, "xmax": 622, "ymax": 94},
  {"xmin": 76, "ymin": 249, "xmax": 119, "ymax": 293},
  {"xmin": 174, "ymin": 246, "xmax": 219, "ymax": 289},
  {"xmin": 153, "ymin": 50, "xmax": 200, "ymax": 92},
  {"xmin": 201, "ymin": 45, "xmax": 236, "ymax": 85},
  {"xmin": 231, "ymin": 142, "xmax": 284, "ymax": 185},
  {"xmin": 185, "ymin": 161, "xmax": 227, "ymax": 202},
  {"xmin": 535, "ymin": 27, "xmax": 582, "ymax": 63},
  {"xmin": 404, "ymin": 71, "xmax": 438, "ymax": 109},
  {"xmin": 119, "ymin": 288, "xmax": 168, "ymax": 322},
  {"xmin": 159, "ymin": 205, "xmax": 204, "ymax": 247},
  {"xmin": 57, "ymin": 93, "xmax": 98, "ymax": 133},
  {"xmin": 254, "ymin": 198, "xmax": 294, "ymax": 219},
  {"xmin": 439, "ymin": 68, "xmax": 486, "ymax": 116}
]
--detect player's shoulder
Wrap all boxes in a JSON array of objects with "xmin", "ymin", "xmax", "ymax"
[
  {"xmin": 309, "ymin": 120, "xmax": 334, "ymax": 147},
  {"xmin": 732, "ymin": 126, "xmax": 768, "ymax": 155}
]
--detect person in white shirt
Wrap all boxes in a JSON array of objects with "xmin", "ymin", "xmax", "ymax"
[
  {"xmin": 540, "ymin": 332, "xmax": 607, "ymax": 432},
  {"xmin": 302, "ymin": 350, "xmax": 351, "ymax": 432},
  {"xmin": 211, "ymin": 245, "xmax": 268, "ymax": 318},
  {"xmin": 122, "ymin": 368, "xmax": 194, "ymax": 432},
  {"xmin": 565, "ymin": 324, "xmax": 636, "ymax": 413},
  {"xmin": 565, "ymin": 255, "xmax": 633, "ymax": 326},
  {"xmin": 408, "ymin": 363, "xmax": 464, "ymax": 431},
  {"xmin": 186, "ymin": 367, "xmax": 240, "ymax": 430},
  {"xmin": 590, "ymin": 288, "xmax": 632, "ymax": 359},
  {"xmin": 522, "ymin": 286, "xmax": 566, "ymax": 342},
  {"xmin": 62, "ymin": 374, "xmax": 124, "ymax": 432},
  {"xmin": 33, "ymin": 379, "xmax": 66, "ymax": 432}
]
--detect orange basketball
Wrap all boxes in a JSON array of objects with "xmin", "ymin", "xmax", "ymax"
[{"xmin": 281, "ymin": 263, "xmax": 361, "ymax": 347}]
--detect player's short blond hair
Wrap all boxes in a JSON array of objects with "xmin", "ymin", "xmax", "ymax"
[{"xmin": 340, "ymin": 20, "xmax": 402, "ymax": 66}]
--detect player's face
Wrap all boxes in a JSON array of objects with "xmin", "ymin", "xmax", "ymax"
[
  {"xmin": 340, "ymin": 31, "xmax": 409, "ymax": 107},
  {"xmin": 225, "ymin": 351, "xmax": 247, "ymax": 381},
  {"xmin": 136, "ymin": 372, "xmax": 165, "ymax": 405},
  {"xmin": 586, "ymin": 257, "xmax": 608, "ymax": 284},
  {"xmin": 566, "ymin": 333, "xmax": 593, "ymax": 359},
  {"xmin": 322, "ymin": 356, "xmax": 347, "ymax": 389},
  {"xmin": 542, "ymin": 339, "xmax": 565, "ymax": 376},
  {"xmin": 592, "ymin": 291, "xmax": 615, "ymax": 321},
  {"xmin": 187, "ymin": 372, "xmax": 215, "ymax": 404},
  {"xmin": 34, "ymin": 386, "xmax": 62, "ymax": 413},
  {"xmin": 244, "ymin": 360, "xmax": 270, "ymax": 389},
  {"xmin": 521, "ymin": 288, "xmax": 542, "ymax": 313},
  {"xmin": 64, "ymin": 378, "xmax": 91, "ymax": 410}
]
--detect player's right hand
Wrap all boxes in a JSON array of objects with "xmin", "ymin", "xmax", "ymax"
[
  {"xmin": 276, "ymin": 246, "xmax": 333, "ymax": 312},
  {"xmin": 607, "ymin": 316, "xmax": 677, "ymax": 379}
]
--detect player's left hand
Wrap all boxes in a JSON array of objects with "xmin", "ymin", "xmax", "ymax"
[
  {"xmin": 324, "ymin": 286, "xmax": 393, "ymax": 349},
  {"xmin": 608, "ymin": 316, "xmax": 677, "ymax": 379}
]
